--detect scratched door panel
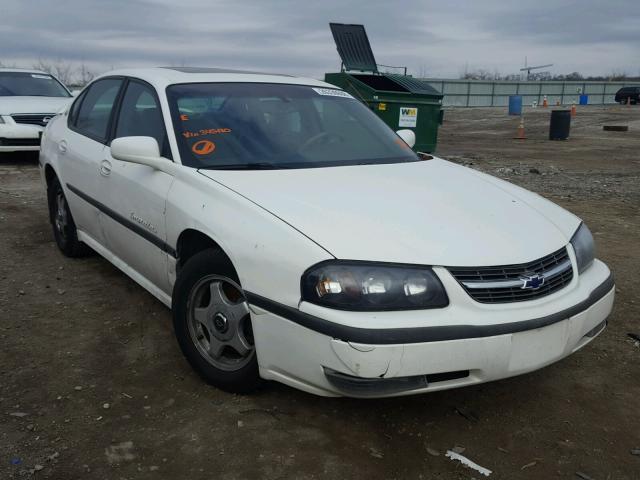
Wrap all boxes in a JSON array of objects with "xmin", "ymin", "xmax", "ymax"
[
  {"xmin": 97, "ymin": 156, "xmax": 174, "ymax": 295},
  {"xmin": 59, "ymin": 132, "xmax": 109, "ymax": 245},
  {"xmin": 96, "ymin": 79, "xmax": 175, "ymax": 295}
]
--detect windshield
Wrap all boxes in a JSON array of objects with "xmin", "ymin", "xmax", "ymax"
[
  {"xmin": 0, "ymin": 72, "xmax": 70, "ymax": 97},
  {"xmin": 166, "ymin": 83, "xmax": 418, "ymax": 169}
]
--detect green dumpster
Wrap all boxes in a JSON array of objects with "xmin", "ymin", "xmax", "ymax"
[{"xmin": 324, "ymin": 23, "xmax": 444, "ymax": 153}]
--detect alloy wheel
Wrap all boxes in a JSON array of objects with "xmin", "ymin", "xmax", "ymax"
[
  {"xmin": 54, "ymin": 190, "xmax": 69, "ymax": 241},
  {"xmin": 187, "ymin": 275, "xmax": 255, "ymax": 371}
]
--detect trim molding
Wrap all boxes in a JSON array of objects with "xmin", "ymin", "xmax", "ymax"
[
  {"xmin": 66, "ymin": 183, "xmax": 176, "ymax": 258},
  {"xmin": 245, "ymin": 273, "xmax": 614, "ymax": 345}
]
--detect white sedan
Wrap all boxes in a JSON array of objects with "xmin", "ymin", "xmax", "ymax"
[
  {"xmin": 0, "ymin": 68, "xmax": 73, "ymax": 152},
  {"xmin": 39, "ymin": 67, "xmax": 614, "ymax": 397}
]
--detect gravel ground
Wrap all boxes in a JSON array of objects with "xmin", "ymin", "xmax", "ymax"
[{"xmin": 1, "ymin": 104, "xmax": 639, "ymax": 479}]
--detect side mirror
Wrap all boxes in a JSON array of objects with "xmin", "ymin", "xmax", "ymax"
[
  {"xmin": 396, "ymin": 129, "xmax": 416, "ymax": 148},
  {"xmin": 111, "ymin": 136, "xmax": 173, "ymax": 174}
]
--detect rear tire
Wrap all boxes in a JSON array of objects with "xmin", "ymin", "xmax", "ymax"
[
  {"xmin": 47, "ymin": 177, "xmax": 91, "ymax": 257},
  {"xmin": 172, "ymin": 248, "xmax": 261, "ymax": 394}
]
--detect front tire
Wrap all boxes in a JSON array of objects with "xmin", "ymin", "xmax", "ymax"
[
  {"xmin": 47, "ymin": 177, "xmax": 91, "ymax": 257},
  {"xmin": 172, "ymin": 249, "xmax": 261, "ymax": 393}
]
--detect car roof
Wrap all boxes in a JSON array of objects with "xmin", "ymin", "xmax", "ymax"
[
  {"xmin": 0, "ymin": 68, "xmax": 51, "ymax": 75},
  {"xmin": 95, "ymin": 67, "xmax": 336, "ymax": 91}
]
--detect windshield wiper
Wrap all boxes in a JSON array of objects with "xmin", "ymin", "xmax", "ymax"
[{"xmin": 200, "ymin": 162, "xmax": 286, "ymax": 170}]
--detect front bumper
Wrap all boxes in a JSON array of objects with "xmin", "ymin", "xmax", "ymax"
[
  {"xmin": 0, "ymin": 121, "xmax": 43, "ymax": 152},
  {"xmin": 249, "ymin": 258, "xmax": 614, "ymax": 397}
]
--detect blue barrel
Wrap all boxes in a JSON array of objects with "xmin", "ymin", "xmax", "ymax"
[
  {"xmin": 508, "ymin": 95, "xmax": 523, "ymax": 115},
  {"xmin": 579, "ymin": 94, "xmax": 588, "ymax": 105}
]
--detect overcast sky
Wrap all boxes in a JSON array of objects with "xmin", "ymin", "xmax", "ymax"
[{"xmin": 1, "ymin": 0, "xmax": 638, "ymax": 80}]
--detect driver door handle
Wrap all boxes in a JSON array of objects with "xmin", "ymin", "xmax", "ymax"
[{"xmin": 100, "ymin": 159, "xmax": 112, "ymax": 177}]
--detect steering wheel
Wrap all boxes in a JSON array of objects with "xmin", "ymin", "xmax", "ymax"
[{"xmin": 298, "ymin": 132, "xmax": 342, "ymax": 152}]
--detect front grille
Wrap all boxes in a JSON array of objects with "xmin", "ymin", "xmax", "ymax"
[
  {"xmin": 448, "ymin": 247, "xmax": 573, "ymax": 304},
  {"xmin": 0, "ymin": 137, "xmax": 41, "ymax": 146},
  {"xmin": 11, "ymin": 114, "xmax": 55, "ymax": 127}
]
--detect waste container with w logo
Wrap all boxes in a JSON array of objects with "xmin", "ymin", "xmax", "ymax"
[{"xmin": 324, "ymin": 23, "xmax": 444, "ymax": 153}]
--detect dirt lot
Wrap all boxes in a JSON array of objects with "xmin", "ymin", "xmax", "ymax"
[{"xmin": 1, "ymin": 105, "xmax": 639, "ymax": 479}]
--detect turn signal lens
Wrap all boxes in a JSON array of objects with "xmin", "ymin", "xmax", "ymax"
[{"xmin": 316, "ymin": 277, "xmax": 342, "ymax": 297}]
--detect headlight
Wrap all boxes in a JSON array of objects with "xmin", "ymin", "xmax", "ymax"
[
  {"xmin": 301, "ymin": 262, "xmax": 449, "ymax": 311},
  {"xmin": 570, "ymin": 223, "xmax": 595, "ymax": 274}
]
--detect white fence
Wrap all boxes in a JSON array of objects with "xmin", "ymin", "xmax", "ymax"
[{"xmin": 420, "ymin": 79, "xmax": 635, "ymax": 107}]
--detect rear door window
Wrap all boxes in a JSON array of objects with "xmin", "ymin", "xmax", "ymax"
[{"xmin": 74, "ymin": 78, "xmax": 123, "ymax": 142}]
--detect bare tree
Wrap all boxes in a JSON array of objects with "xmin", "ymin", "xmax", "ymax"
[
  {"xmin": 503, "ymin": 73, "xmax": 522, "ymax": 81},
  {"xmin": 76, "ymin": 62, "xmax": 96, "ymax": 87},
  {"xmin": 608, "ymin": 69, "xmax": 628, "ymax": 81},
  {"xmin": 32, "ymin": 57, "xmax": 74, "ymax": 85},
  {"xmin": 460, "ymin": 69, "xmax": 502, "ymax": 81},
  {"xmin": 552, "ymin": 72, "xmax": 583, "ymax": 81},
  {"xmin": 528, "ymin": 71, "xmax": 551, "ymax": 81}
]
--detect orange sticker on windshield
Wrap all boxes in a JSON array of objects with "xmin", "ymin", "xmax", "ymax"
[
  {"xmin": 183, "ymin": 128, "xmax": 231, "ymax": 139},
  {"xmin": 192, "ymin": 140, "xmax": 215, "ymax": 155},
  {"xmin": 180, "ymin": 114, "xmax": 189, "ymax": 121}
]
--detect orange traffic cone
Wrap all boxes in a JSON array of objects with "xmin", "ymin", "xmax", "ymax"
[
  {"xmin": 513, "ymin": 117, "xmax": 527, "ymax": 139},
  {"xmin": 571, "ymin": 104, "xmax": 576, "ymax": 117},
  {"xmin": 543, "ymin": 96, "xmax": 548, "ymax": 108}
]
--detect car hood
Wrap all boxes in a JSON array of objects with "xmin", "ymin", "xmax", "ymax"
[
  {"xmin": 0, "ymin": 96, "xmax": 72, "ymax": 115},
  {"xmin": 200, "ymin": 159, "xmax": 581, "ymax": 266}
]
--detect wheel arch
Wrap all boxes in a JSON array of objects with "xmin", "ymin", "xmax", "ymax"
[
  {"xmin": 44, "ymin": 163, "xmax": 58, "ymax": 187},
  {"xmin": 44, "ymin": 164, "xmax": 60, "ymax": 224},
  {"xmin": 175, "ymin": 229, "xmax": 237, "ymax": 278}
]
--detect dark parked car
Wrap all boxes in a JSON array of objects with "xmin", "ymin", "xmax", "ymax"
[{"xmin": 615, "ymin": 86, "xmax": 640, "ymax": 104}]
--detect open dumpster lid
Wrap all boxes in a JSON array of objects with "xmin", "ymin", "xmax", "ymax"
[
  {"xmin": 385, "ymin": 74, "xmax": 443, "ymax": 96},
  {"xmin": 329, "ymin": 23, "xmax": 378, "ymax": 73},
  {"xmin": 347, "ymin": 73, "xmax": 443, "ymax": 97}
]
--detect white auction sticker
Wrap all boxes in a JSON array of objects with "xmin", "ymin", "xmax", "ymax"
[
  {"xmin": 312, "ymin": 87, "xmax": 353, "ymax": 99},
  {"xmin": 31, "ymin": 74, "xmax": 52, "ymax": 79},
  {"xmin": 399, "ymin": 106, "xmax": 418, "ymax": 128}
]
